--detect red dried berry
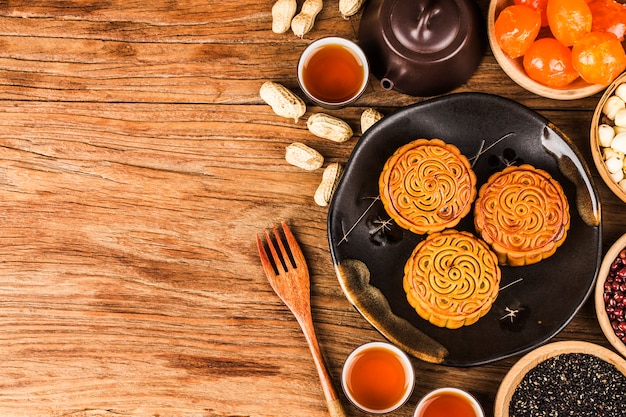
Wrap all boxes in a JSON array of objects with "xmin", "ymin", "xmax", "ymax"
[{"xmin": 604, "ymin": 248, "xmax": 626, "ymax": 345}]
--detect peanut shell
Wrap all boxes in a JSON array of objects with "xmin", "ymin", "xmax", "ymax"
[
  {"xmin": 291, "ymin": 0, "xmax": 323, "ymax": 38},
  {"xmin": 272, "ymin": 0, "xmax": 297, "ymax": 34},
  {"xmin": 339, "ymin": 0, "xmax": 364, "ymax": 19},
  {"xmin": 307, "ymin": 113, "xmax": 353, "ymax": 143},
  {"xmin": 285, "ymin": 142, "xmax": 324, "ymax": 170},
  {"xmin": 259, "ymin": 81, "xmax": 306, "ymax": 123},
  {"xmin": 314, "ymin": 163, "xmax": 343, "ymax": 206},
  {"xmin": 360, "ymin": 108, "xmax": 383, "ymax": 133}
]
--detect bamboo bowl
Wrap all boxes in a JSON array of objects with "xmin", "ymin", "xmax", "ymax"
[
  {"xmin": 594, "ymin": 233, "xmax": 626, "ymax": 358},
  {"xmin": 590, "ymin": 72, "xmax": 626, "ymax": 204},
  {"xmin": 487, "ymin": 0, "xmax": 605, "ymax": 100},
  {"xmin": 494, "ymin": 341, "xmax": 626, "ymax": 417}
]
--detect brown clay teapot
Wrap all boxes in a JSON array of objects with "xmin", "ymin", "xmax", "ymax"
[{"xmin": 358, "ymin": 0, "xmax": 486, "ymax": 97}]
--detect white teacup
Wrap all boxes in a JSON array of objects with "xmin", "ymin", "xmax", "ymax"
[
  {"xmin": 297, "ymin": 36, "xmax": 369, "ymax": 109},
  {"xmin": 414, "ymin": 387, "xmax": 484, "ymax": 417},
  {"xmin": 341, "ymin": 342, "xmax": 415, "ymax": 414}
]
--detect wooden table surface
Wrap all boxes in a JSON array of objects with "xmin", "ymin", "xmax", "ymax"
[{"xmin": 1, "ymin": 1, "xmax": 625, "ymax": 416}]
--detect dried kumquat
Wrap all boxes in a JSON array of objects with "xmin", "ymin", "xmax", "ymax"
[
  {"xmin": 494, "ymin": 5, "xmax": 541, "ymax": 58},
  {"xmin": 522, "ymin": 37, "xmax": 580, "ymax": 87},
  {"xmin": 572, "ymin": 31, "xmax": 626, "ymax": 84},
  {"xmin": 588, "ymin": 0, "xmax": 626, "ymax": 41},
  {"xmin": 514, "ymin": 0, "xmax": 549, "ymax": 26},
  {"xmin": 546, "ymin": 0, "xmax": 593, "ymax": 46},
  {"xmin": 495, "ymin": 0, "xmax": 626, "ymax": 89}
]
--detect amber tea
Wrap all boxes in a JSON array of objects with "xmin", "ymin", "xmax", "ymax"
[
  {"xmin": 414, "ymin": 388, "xmax": 483, "ymax": 417},
  {"xmin": 298, "ymin": 37, "xmax": 369, "ymax": 108},
  {"xmin": 342, "ymin": 342, "xmax": 414, "ymax": 414}
]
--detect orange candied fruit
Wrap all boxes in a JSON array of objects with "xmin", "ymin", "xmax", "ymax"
[
  {"xmin": 523, "ymin": 38, "xmax": 580, "ymax": 88},
  {"xmin": 546, "ymin": 0, "xmax": 593, "ymax": 47},
  {"xmin": 588, "ymin": 0, "xmax": 626, "ymax": 41},
  {"xmin": 572, "ymin": 31, "xmax": 626, "ymax": 84},
  {"xmin": 495, "ymin": 5, "xmax": 542, "ymax": 59},
  {"xmin": 514, "ymin": 0, "xmax": 549, "ymax": 26}
]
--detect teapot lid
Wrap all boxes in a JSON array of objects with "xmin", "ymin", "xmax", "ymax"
[
  {"xmin": 384, "ymin": 0, "xmax": 467, "ymax": 59},
  {"xmin": 359, "ymin": 0, "xmax": 486, "ymax": 96}
]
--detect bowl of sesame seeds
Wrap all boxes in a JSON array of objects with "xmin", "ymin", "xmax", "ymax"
[{"xmin": 494, "ymin": 340, "xmax": 626, "ymax": 417}]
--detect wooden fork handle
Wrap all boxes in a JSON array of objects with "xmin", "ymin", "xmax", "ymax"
[
  {"xmin": 326, "ymin": 398, "xmax": 348, "ymax": 417},
  {"xmin": 298, "ymin": 318, "xmax": 348, "ymax": 417}
]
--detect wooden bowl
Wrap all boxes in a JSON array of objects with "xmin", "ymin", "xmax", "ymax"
[
  {"xmin": 487, "ymin": 0, "xmax": 605, "ymax": 100},
  {"xmin": 590, "ymin": 72, "xmax": 626, "ymax": 204},
  {"xmin": 494, "ymin": 341, "xmax": 626, "ymax": 417},
  {"xmin": 594, "ymin": 233, "xmax": 626, "ymax": 358}
]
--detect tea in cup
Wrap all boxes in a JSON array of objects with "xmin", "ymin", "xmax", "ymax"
[
  {"xmin": 297, "ymin": 37, "xmax": 369, "ymax": 109},
  {"xmin": 414, "ymin": 387, "xmax": 484, "ymax": 417},
  {"xmin": 341, "ymin": 342, "xmax": 415, "ymax": 414}
]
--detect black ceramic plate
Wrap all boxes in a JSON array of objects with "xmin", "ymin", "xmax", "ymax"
[{"xmin": 328, "ymin": 93, "xmax": 602, "ymax": 367}]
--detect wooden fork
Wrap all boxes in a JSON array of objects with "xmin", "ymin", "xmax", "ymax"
[{"xmin": 256, "ymin": 221, "xmax": 347, "ymax": 417}]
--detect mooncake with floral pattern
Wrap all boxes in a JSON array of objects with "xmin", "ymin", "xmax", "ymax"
[
  {"xmin": 379, "ymin": 139, "xmax": 477, "ymax": 234},
  {"xmin": 403, "ymin": 229, "xmax": 501, "ymax": 329},
  {"xmin": 474, "ymin": 164, "xmax": 570, "ymax": 266}
]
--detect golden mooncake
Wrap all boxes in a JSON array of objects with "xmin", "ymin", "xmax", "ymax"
[
  {"xmin": 403, "ymin": 230, "xmax": 501, "ymax": 329},
  {"xmin": 474, "ymin": 164, "xmax": 570, "ymax": 267},
  {"xmin": 379, "ymin": 138, "xmax": 477, "ymax": 234}
]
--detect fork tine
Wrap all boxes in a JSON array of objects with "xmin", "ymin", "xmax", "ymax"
[
  {"xmin": 281, "ymin": 221, "xmax": 306, "ymax": 269},
  {"xmin": 264, "ymin": 228, "xmax": 287, "ymax": 275},
  {"xmin": 272, "ymin": 225, "xmax": 294, "ymax": 270},
  {"xmin": 256, "ymin": 233, "xmax": 275, "ymax": 278},
  {"xmin": 257, "ymin": 222, "xmax": 307, "ymax": 276}
]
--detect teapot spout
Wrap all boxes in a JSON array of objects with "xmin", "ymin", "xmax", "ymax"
[
  {"xmin": 381, "ymin": 65, "xmax": 408, "ymax": 90},
  {"xmin": 380, "ymin": 77, "xmax": 395, "ymax": 91}
]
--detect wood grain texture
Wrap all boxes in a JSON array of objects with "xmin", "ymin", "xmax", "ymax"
[{"xmin": 0, "ymin": 0, "xmax": 624, "ymax": 416}]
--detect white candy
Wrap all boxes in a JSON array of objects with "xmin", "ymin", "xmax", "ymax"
[
  {"xmin": 615, "ymin": 108, "xmax": 626, "ymax": 127},
  {"xmin": 611, "ymin": 169, "xmax": 624, "ymax": 183},
  {"xmin": 596, "ymin": 89, "xmax": 626, "ymax": 189},
  {"xmin": 615, "ymin": 83, "xmax": 626, "ymax": 102},
  {"xmin": 603, "ymin": 147, "xmax": 624, "ymax": 161},
  {"xmin": 606, "ymin": 156, "xmax": 623, "ymax": 173},
  {"xmin": 612, "ymin": 132, "xmax": 626, "ymax": 153},
  {"xmin": 598, "ymin": 124, "xmax": 616, "ymax": 147},
  {"xmin": 603, "ymin": 96, "xmax": 626, "ymax": 120}
]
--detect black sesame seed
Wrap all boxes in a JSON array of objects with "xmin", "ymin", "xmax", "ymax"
[{"xmin": 509, "ymin": 353, "xmax": 626, "ymax": 417}]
